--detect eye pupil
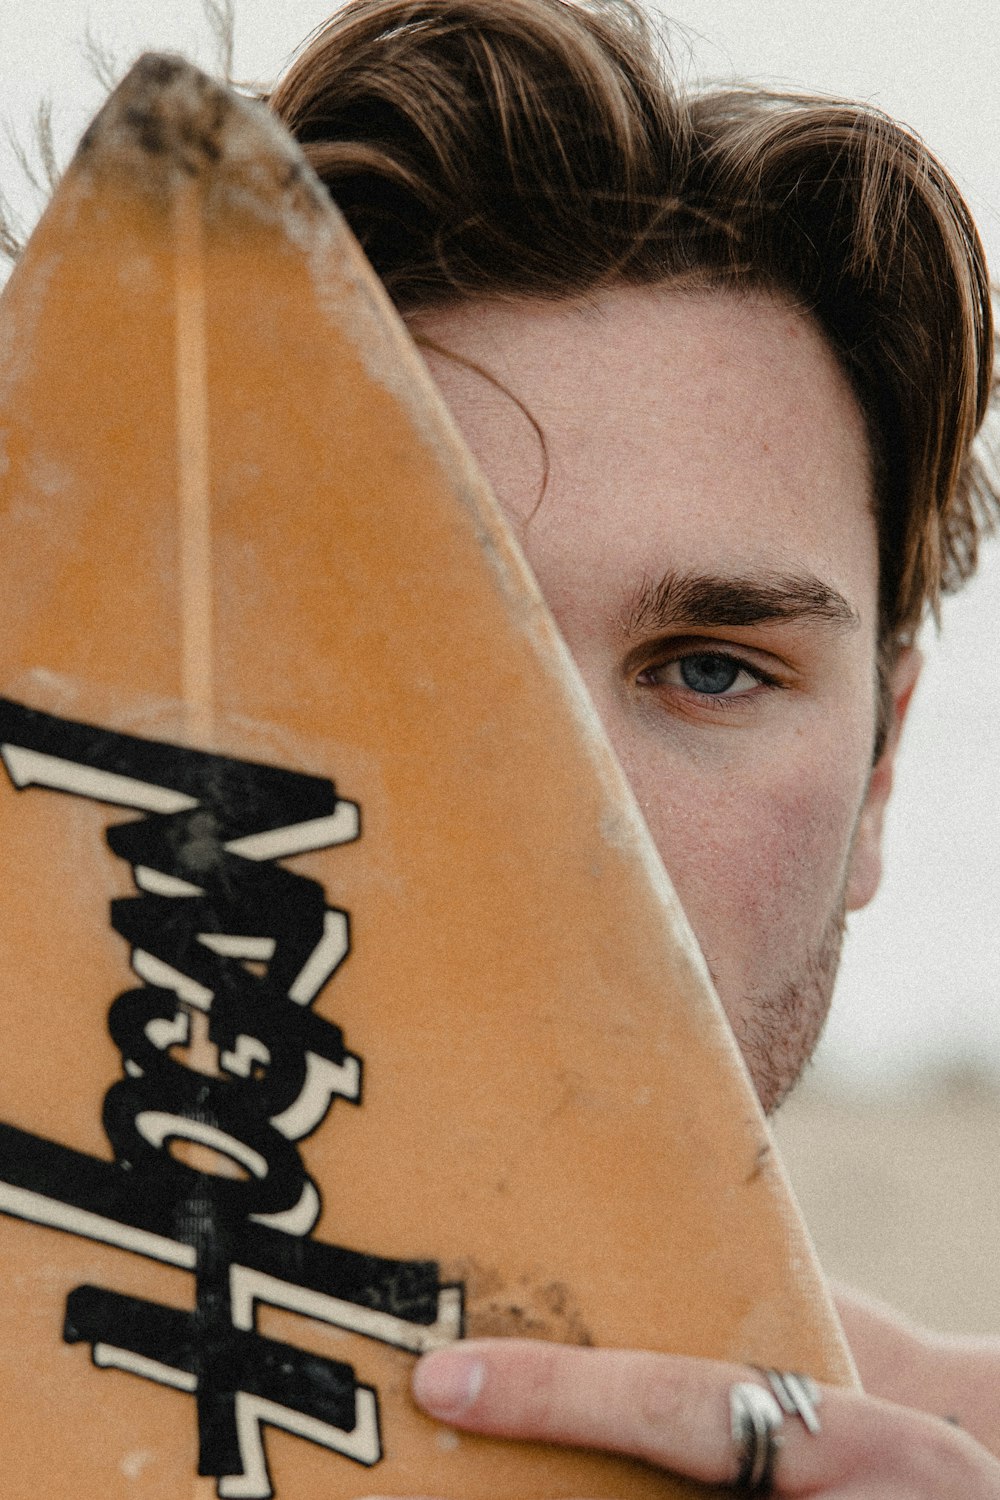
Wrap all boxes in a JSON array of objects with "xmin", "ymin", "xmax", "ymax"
[{"xmin": 680, "ymin": 653, "xmax": 740, "ymax": 695}]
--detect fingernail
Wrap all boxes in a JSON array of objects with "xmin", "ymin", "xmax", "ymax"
[{"xmin": 413, "ymin": 1350, "xmax": 485, "ymax": 1418}]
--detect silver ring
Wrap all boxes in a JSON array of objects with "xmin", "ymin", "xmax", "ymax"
[
  {"xmin": 762, "ymin": 1369, "xmax": 823, "ymax": 1435},
  {"xmin": 729, "ymin": 1381, "xmax": 784, "ymax": 1493}
]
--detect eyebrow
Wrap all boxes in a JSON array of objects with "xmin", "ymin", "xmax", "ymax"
[{"xmin": 623, "ymin": 569, "xmax": 860, "ymax": 636}]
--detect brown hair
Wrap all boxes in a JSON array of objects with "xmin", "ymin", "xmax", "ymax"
[{"xmin": 269, "ymin": 0, "xmax": 997, "ymax": 648}]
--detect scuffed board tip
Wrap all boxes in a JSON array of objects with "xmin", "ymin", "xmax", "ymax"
[{"xmin": 71, "ymin": 53, "xmax": 332, "ymax": 231}]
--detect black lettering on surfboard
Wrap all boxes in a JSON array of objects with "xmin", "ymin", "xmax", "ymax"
[{"xmin": 0, "ymin": 698, "xmax": 463, "ymax": 1499}]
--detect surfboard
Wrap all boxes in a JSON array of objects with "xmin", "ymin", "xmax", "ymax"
[{"xmin": 0, "ymin": 55, "xmax": 857, "ymax": 1500}]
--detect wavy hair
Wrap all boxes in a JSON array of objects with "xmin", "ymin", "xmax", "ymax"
[{"xmin": 269, "ymin": 0, "xmax": 997, "ymax": 646}]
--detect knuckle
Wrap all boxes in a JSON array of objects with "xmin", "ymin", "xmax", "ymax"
[
  {"xmin": 902, "ymin": 1413, "xmax": 991, "ymax": 1487},
  {"xmin": 514, "ymin": 1342, "xmax": 566, "ymax": 1432},
  {"xmin": 853, "ymin": 1404, "xmax": 995, "ymax": 1492},
  {"xmin": 629, "ymin": 1355, "xmax": 689, "ymax": 1442}
]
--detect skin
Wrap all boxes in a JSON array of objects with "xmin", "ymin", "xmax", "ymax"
[
  {"xmin": 378, "ymin": 285, "xmax": 1000, "ymax": 1496},
  {"xmin": 413, "ymin": 285, "xmax": 912, "ymax": 1114}
]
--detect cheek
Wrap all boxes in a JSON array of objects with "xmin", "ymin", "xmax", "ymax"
[{"xmin": 620, "ymin": 736, "xmax": 871, "ymax": 983}]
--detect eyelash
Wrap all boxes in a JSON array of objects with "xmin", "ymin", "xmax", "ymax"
[{"xmin": 634, "ymin": 648, "xmax": 782, "ymax": 706}]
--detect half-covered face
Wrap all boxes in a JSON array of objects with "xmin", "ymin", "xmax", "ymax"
[{"xmin": 412, "ymin": 285, "xmax": 916, "ymax": 1112}]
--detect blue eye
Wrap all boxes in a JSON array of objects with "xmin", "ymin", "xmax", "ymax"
[
  {"xmin": 634, "ymin": 649, "xmax": 773, "ymax": 702},
  {"xmin": 679, "ymin": 653, "xmax": 743, "ymax": 695}
]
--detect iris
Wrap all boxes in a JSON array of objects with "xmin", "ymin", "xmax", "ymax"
[{"xmin": 680, "ymin": 653, "xmax": 742, "ymax": 695}]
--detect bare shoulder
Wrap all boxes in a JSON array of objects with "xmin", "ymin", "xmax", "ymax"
[{"xmin": 834, "ymin": 1282, "xmax": 1000, "ymax": 1457}]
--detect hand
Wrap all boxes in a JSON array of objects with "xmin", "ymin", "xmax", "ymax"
[{"xmin": 404, "ymin": 1339, "xmax": 1000, "ymax": 1495}]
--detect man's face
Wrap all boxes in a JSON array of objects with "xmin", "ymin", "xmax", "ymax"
[{"xmin": 412, "ymin": 286, "xmax": 907, "ymax": 1112}]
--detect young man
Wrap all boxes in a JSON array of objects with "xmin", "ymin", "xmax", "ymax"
[{"xmin": 267, "ymin": 1, "xmax": 1000, "ymax": 1491}]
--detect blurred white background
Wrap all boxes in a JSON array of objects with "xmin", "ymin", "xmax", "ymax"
[{"xmin": 2, "ymin": 0, "xmax": 998, "ymax": 1085}]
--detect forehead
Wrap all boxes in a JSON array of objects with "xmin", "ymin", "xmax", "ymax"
[{"xmin": 411, "ymin": 285, "xmax": 880, "ymax": 631}]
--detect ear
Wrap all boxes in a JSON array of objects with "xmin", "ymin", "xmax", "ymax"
[{"xmin": 844, "ymin": 645, "xmax": 921, "ymax": 911}]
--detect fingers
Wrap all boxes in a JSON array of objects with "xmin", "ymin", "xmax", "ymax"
[
  {"xmin": 411, "ymin": 1340, "xmax": 1000, "ymax": 1496},
  {"xmin": 414, "ymin": 1341, "xmax": 773, "ymax": 1486}
]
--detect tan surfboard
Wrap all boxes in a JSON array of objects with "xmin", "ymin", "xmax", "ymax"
[{"xmin": 0, "ymin": 56, "xmax": 856, "ymax": 1500}]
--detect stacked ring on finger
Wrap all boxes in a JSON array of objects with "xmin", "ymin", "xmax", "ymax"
[
  {"xmin": 763, "ymin": 1370, "xmax": 823, "ymax": 1434},
  {"xmin": 729, "ymin": 1382, "xmax": 783, "ymax": 1492},
  {"xmin": 729, "ymin": 1370, "xmax": 823, "ymax": 1492}
]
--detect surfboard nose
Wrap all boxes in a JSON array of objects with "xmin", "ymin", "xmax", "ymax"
[{"xmin": 75, "ymin": 52, "xmax": 323, "ymax": 207}]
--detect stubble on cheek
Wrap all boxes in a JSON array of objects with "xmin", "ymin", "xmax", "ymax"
[
  {"xmin": 683, "ymin": 803, "xmax": 854, "ymax": 1115},
  {"xmin": 723, "ymin": 896, "xmax": 846, "ymax": 1116},
  {"xmin": 712, "ymin": 756, "xmax": 870, "ymax": 1114}
]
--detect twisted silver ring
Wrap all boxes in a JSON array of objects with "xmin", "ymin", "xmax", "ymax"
[
  {"xmin": 729, "ymin": 1381, "xmax": 784, "ymax": 1492},
  {"xmin": 762, "ymin": 1369, "xmax": 823, "ymax": 1435}
]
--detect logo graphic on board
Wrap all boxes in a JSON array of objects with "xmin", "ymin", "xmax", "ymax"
[{"xmin": 0, "ymin": 698, "xmax": 463, "ymax": 1499}]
